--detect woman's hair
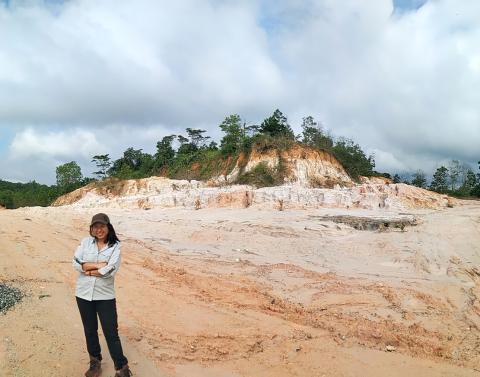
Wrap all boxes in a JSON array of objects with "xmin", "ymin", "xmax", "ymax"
[{"xmin": 90, "ymin": 223, "xmax": 120, "ymax": 246}]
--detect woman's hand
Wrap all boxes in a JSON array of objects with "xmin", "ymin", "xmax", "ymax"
[
  {"xmin": 85, "ymin": 269, "xmax": 104, "ymax": 277},
  {"xmin": 82, "ymin": 262, "xmax": 108, "ymax": 271}
]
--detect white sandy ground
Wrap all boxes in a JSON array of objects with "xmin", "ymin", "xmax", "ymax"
[{"xmin": 0, "ymin": 201, "xmax": 480, "ymax": 376}]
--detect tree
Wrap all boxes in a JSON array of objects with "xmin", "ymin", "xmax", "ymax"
[
  {"xmin": 259, "ymin": 109, "xmax": 295, "ymax": 139},
  {"xmin": 473, "ymin": 161, "xmax": 480, "ymax": 197},
  {"xmin": 0, "ymin": 179, "xmax": 60, "ymax": 208},
  {"xmin": 430, "ymin": 166, "xmax": 449, "ymax": 193},
  {"xmin": 177, "ymin": 134, "xmax": 196, "ymax": 156},
  {"xmin": 411, "ymin": 170, "xmax": 427, "ymax": 188},
  {"xmin": 207, "ymin": 141, "xmax": 218, "ymax": 150},
  {"xmin": 465, "ymin": 169, "xmax": 477, "ymax": 189},
  {"xmin": 219, "ymin": 114, "xmax": 244, "ymax": 155},
  {"xmin": 56, "ymin": 161, "xmax": 83, "ymax": 193},
  {"xmin": 457, "ymin": 168, "xmax": 477, "ymax": 196},
  {"xmin": 154, "ymin": 135, "xmax": 176, "ymax": 172},
  {"xmin": 331, "ymin": 138, "xmax": 375, "ymax": 180},
  {"xmin": 122, "ymin": 148, "xmax": 146, "ymax": 169},
  {"xmin": 0, "ymin": 189, "xmax": 14, "ymax": 209},
  {"xmin": 91, "ymin": 154, "xmax": 112, "ymax": 180},
  {"xmin": 448, "ymin": 160, "xmax": 461, "ymax": 191},
  {"xmin": 109, "ymin": 148, "xmax": 154, "ymax": 179},
  {"xmin": 186, "ymin": 128, "xmax": 210, "ymax": 149},
  {"xmin": 392, "ymin": 174, "xmax": 401, "ymax": 184},
  {"xmin": 301, "ymin": 116, "xmax": 333, "ymax": 150}
]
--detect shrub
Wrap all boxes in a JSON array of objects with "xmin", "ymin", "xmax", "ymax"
[{"xmin": 236, "ymin": 162, "xmax": 281, "ymax": 187}]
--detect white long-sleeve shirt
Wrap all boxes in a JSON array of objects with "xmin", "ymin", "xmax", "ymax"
[{"xmin": 72, "ymin": 236, "xmax": 122, "ymax": 301}]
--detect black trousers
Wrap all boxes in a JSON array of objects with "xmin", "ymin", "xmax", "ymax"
[{"xmin": 76, "ymin": 297, "xmax": 128, "ymax": 370}]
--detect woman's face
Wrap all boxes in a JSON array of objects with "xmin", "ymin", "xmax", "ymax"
[{"xmin": 92, "ymin": 222, "xmax": 109, "ymax": 242}]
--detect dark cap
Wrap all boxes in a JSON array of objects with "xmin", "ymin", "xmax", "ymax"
[{"xmin": 90, "ymin": 213, "xmax": 110, "ymax": 226}]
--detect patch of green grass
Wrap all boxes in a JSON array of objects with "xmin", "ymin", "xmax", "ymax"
[
  {"xmin": 250, "ymin": 134, "xmax": 295, "ymax": 153},
  {"xmin": 236, "ymin": 162, "xmax": 282, "ymax": 187}
]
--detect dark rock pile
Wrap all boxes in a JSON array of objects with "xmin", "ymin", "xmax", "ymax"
[
  {"xmin": 0, "ymin": 283, "xmax": 24, "ymax": 314},
  {"xmin": 314, "ymin": 214, "xmax": 418, "ymax": 231}
]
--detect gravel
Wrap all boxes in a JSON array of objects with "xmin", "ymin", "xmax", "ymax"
[{"xmin": 0, "ymin": 283, "xmax": 24, "ymax": 314}]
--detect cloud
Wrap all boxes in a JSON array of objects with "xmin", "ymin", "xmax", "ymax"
[
  {"xmin": 0, "ymin": 0, "xmax": 284, "ymax": 126},
  {"xmin": 10, "ymin": 128, "xmax": 101, "ymax": 159},
  {"xmin": 0, "ymin": 0, "xmax": 479, "ymax": 184},
  {"xmin": 2, "ymin": 125, "xmax": 176, "ymax": 183},
  {"xmin": 274, "ymin": 0, "xmax": 480, "ymax": 172}
]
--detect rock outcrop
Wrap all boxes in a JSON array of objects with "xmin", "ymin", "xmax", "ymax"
[
  {"xmin": 210, "ymin": 145, "xmax": 353, "ymax": 187},
  {"xmin": 53, "ymin": 176, "xmax": 451, "ymax": 211},
  {"xmin": 52, "ymin": 145, "xmax": 452, "ymax": 211}
]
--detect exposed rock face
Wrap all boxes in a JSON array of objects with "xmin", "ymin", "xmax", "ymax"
[
  {"xmin": 53, "ymin": 177, "xmax": 452, "ymax": 211},
  {"xmin": 211, "ymin": 145, "xmax": 353, "ymax": 187},
  {"xmin": 52, "ymin": 145, "xmax": 452, "ymax": 211}
]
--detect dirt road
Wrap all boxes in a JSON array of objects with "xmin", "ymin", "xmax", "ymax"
[{"xmin": 0, "ymin": 203, "xmax": 479, "ymax": 376}]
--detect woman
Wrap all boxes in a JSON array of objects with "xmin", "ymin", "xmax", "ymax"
[{"xmin": 73, "ymin": 213, "xmax": 132, "ymax": 377}]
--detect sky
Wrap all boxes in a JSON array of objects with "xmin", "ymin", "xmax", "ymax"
[{"xmin": 0, "ymin": 0, "xmax": 478, "ymax": 184}]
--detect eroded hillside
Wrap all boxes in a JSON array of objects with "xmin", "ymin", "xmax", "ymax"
[{"xmin": 53, "ymin": 145, "xmax": 451, "ymax": 212}]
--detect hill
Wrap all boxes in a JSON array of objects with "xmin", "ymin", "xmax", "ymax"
[{"xmin": 53, "ymin": 144, "xmax": 451, "ymax": 211}]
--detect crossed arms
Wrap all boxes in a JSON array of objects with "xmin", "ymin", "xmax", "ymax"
[
  {"xmin": 82, "ymin": 262, "xmax": 108, "ymax": 277},
  {"xmin": 73, "ymin": 238, "xmax": 121, "ymax": 278}
]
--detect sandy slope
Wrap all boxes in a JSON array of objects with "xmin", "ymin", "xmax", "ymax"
[{"xmin": 0, "ymin": 202, "xmax": 479, "ymax": 376}]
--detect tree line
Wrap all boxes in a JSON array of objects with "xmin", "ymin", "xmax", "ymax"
[
  {"xmin": 394, "ymin": 160, "xmax": 480, "ymax": 197},
  {"xmin": 0, "ymin": 109, "xmax": 478, "ymax": 208},
  {"xmin": 55, "ymin": 110, "xmax": 376, "ymax": 189}
]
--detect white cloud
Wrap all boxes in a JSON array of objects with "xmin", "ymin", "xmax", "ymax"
[
  {"xmin": 10, "ymin": 128, "xmax": 102, "ymax": 159},
  {"xmin": 274, "ymin": 0, "xmax": 480, "ymax": 173},
  {"xmin": 2, "ymin": 125, "xmax": 176, "ymax": 183},
  {"xmin": 0, "ymin": 0, "xmax": 479, "ymax": 183},
  {"xmin": 0, "ymin": 0, "xmax": 284, "ymax": 126}
]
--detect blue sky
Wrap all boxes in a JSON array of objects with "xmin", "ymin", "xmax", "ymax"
[
  {"xmin": 393, "ymin": 0, "xmax": 428, "ymax": 12},
  {"xmin": 0, "ymin": 0, "xmax": 479, "ymax": 184}
]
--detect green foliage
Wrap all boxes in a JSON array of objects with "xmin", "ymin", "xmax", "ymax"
[
  {"xmin": 0, "ymin": 180, "xmax": 60, "ymax": 209},
  {"xmin": 430, "ymin": 166, "xmax": 449, "ymax": 193},
  {"xmin": 176, "ymin": 134, "xmax": 197, "ymax": 156},
  {"xmin": 154, "ymin": 135, "xmax": 176, "ymax": 173},
  {"xmin": 236, "ymin": 162, "xmax": 281, "ymax": 187},
  {"xmin": 411, "ymin": 170, "xmax": 427, "ymax": 188},
  {"xmin": 109, "ymin": 148, "xmax": 154, "ymax": 179},
  {"xmin": 91, "ymin": 154, "xmax": 112, "ymax": 180},
  {"xmin": 251, "ymin": 133, "xmax": 295, "ymax": 152},
  {"xmin": 331, "ymin": 138, "xmax": 375, "ymax": 180},
  {"xmin": 16, "ymin": 109, "xmax": 480, "ymax": 209},
  {"xmin": 465, "ymin": 169, "xmax": 477, "ymax": 188},
  {"xmin": 186, "ymin": 128, "xmax": 210, "ymax": 149},
  {"xmin": 301, "ymin": 116, "xmax": 333, "ymax": 150},
  {"xmin": 56, "ymin": 161, "xmax": 83, "ymax": 194},
  {"xmin": 219, "ymin": 114, "xmax": 244, "ymax": 155},
  {"xmin": 259, "ymin": 109, "xmax": 295, "ymax": 140},
  {"xmin": 454, "ymin": 169, "xmax": 477, "ymax": 197},
  {"xmin": 428, "ymin": 163, "xmax": 480, "ymax": 198},
  {"xmin": 194, "ymin": 149, "xmax": 232, "ymax": 180},
  {"xmin": 448, "ymin": 160, "xmax": 461, "ymax": 191},
  {"xmin": 0, "ymin": 189, "xmax": 14, "ymax": 208},
  {"xmin": 207, "ymin": 141, "xmax": 218, "ymax": 151},
  {"xmin": 472, "ymin": 161, "xmax": 480, "ymax": 197},
  {"xmin": 471, "ymin": 184, "xmax": 480, "ymax": 197}
]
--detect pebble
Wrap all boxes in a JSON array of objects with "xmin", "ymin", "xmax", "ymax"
[{"xmin": 385, "ymin": 345, "xmax": 396, "ymax": 352}]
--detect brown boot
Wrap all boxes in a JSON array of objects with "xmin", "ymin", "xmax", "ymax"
[
  {"xmin": 114, "ymin": 364, "xmax": 132, "ymax": 377},
  {"xmin": 85, "ymin": 356, "xmax": 102, "ymax": 377}
]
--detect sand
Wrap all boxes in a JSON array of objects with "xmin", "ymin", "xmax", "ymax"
[{"xmin": 0, "ymin": 201, "xmax": 479, "ymax": 376}]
